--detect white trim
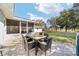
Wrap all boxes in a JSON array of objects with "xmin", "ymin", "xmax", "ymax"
[
  {"xmin": 19, "ymin": 21, "xmax": 22, "ymax": 34},
  {"xmin": 33, "ymin": 23, "xmax": 35, "ymax": 31},
  {"xmin": 26, "ymin": 22, "xmax": 28, "ymax": 33}
]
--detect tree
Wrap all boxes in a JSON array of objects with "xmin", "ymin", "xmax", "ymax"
[
  {"xmin": 59, "ymin": 9, "xmax": 71, "ymax": 32},
  {"xmin": 59, "ymin": 9, "xmax": 79, "ymax": 31},
  {"xmin": 47, "ymin": 16, "xmax": 60, "ymax": 31},
  {"xmin": 72, "ymin": 3, "xmax": 79, "ymax": 29},
  {"xmin": 47, "ymin": 4, "xmax": 79, "ymax": 32}
]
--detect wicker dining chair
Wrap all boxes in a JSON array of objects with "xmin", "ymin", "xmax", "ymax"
[
  {"xmin": 21, "ymin": 34, "xmax": 35, "ymax": 56},
  {"xmin": 38, "ymin": 38, "xmax": 52, "ymax": 56}
]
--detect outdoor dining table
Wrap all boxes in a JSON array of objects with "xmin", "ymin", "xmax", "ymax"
[{"xmin": 30, "ymin": 36, "xmax": 46, "ymax": 55}]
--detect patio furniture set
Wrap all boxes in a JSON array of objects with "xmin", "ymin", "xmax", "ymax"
[{"xmin": 21, "ymin": 32, "xmax": 52, "ymax": 56}]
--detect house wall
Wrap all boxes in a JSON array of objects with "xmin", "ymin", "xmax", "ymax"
[
  {"xmin": 0, "ymin": 10, "xmax": 6, "ymax": 45},
  {"xmin": 1, "ymin": 3, "xmax": 14, "ymax": 19}
]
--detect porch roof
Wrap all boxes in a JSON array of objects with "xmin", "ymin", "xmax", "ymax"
[
  {"xmin": 7, "ymin": 16, "xmax": 35, "ymax": 23},
  {"xmin": 7, "ymin": 19, "xmax": 34, "ymax": 26}
]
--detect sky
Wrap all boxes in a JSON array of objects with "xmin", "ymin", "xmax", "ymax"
[{"xmin": 14, "ymin": 3, "xmax": 73, "ymax": 23}]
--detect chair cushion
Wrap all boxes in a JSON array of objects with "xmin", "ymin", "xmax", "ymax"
[
  {"xmin": 39, "ymin": 38, "xmax": 44, "ymax": 42},
  {"xmin": 39, "ymin": 42, "xmax": 47, "ymax": 45},
  {"xmin": 27, "ymin": 38, "xmax": 33, "ymax": 42}
]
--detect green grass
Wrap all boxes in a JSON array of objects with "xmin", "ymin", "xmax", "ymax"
[{"xmin": 47, "ymin": 31, "xmax": 76, "ymax": 45}]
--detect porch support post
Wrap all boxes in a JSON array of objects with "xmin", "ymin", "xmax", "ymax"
[
  {"xmin": 19, "ymin": 21, "xmax": 22, "ymax": 34},
  {"xmin": 33, "ymin": 23, "xmax": 35, "ymax": 32},
  {"xmin": 26, "ymin": 22, "xmax": 28, "ymax": 33}
]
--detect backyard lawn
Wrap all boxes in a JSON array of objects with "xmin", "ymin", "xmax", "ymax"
[{"xmin": 47, "ymin": 31, "xmax": 76, "ymax": 45}]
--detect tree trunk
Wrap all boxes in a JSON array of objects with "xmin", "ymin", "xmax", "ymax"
[
  {"xmin": 55, "ymin": 27, "xmax": 57, "ymax": 31},
  {"xmin": 65, "ymin": 21, "xmax": 68, "ymax": 32},
  {"xmin": 65, "ymin": 26, "xmax": 67, "ymax": 32},
  {"xmin": 73, "ymin": 28, "xmax": 75, "ymax": 31}
]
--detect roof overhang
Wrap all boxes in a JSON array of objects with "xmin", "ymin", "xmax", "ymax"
[{"xmin": 7, "ymin": 16, "xmax": 37, "ymax": 23}]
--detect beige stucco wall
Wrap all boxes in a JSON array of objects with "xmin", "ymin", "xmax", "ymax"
[{"xmin": 1, "ymin": 3, "xmax": 14, "ymax": 19}]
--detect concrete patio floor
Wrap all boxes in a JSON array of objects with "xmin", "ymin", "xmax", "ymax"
[{"xmin": 1, "ymin": 35, "xmax": 76, "ymax": 56}]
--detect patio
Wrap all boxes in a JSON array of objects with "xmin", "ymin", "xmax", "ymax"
[
  {"xmin": 0, "ymin": 3, "xmax": 77, "ymax": 56},
  {"xmin": 1, "ymin": 34, "xmax": 76, "ymax": 56}
]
